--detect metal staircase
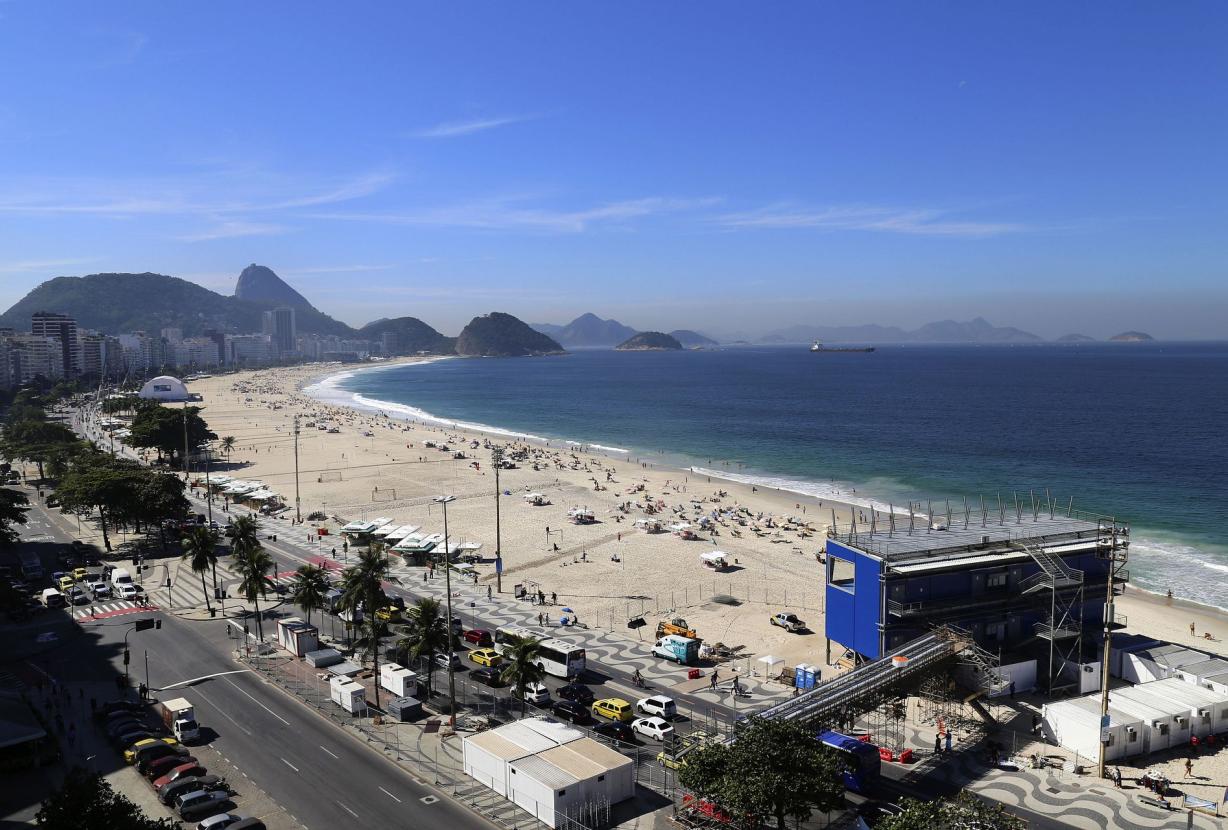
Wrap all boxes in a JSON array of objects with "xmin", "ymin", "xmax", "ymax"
[
  {"xmin": 1015, "ymin": 542, "xmax": 1086, "ymax": 693},
  {"xmin": 1019, "ymin": 545, "xmax": 1084, "ymax": 594}
]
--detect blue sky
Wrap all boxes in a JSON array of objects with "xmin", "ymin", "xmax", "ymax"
[{"xmin": 0, "ymin": 2, "xmax": 1225, "ymax": 339}]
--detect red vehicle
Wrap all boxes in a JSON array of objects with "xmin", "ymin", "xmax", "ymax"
[
  {"xmin": 152, "ymin": 762, "xmax": 204, "ymax": 789},
  {"xmin": 145, "ymin": 754, "xmax": 197, "ymax": 780},
  {"xmin": 463, "ymin": 628, "xmax": 492, "ymax": 646}
]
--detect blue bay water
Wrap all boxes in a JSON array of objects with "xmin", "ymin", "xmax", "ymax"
[{"xmin": 309, "ymin": 343, "xmax": 1228, "ymax": 609}]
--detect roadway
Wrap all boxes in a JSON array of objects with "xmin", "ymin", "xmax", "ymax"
[{"xmin": 17, "ymin": 489, "xmax": 495, "ymax": 830}]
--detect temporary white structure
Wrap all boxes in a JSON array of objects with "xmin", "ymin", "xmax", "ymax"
[
  {"xmin": 1117, "ymin": 684, "xmax": 1194, "ymax": 748},
  {"xmin": 1121, "ymin": 644, "xmax": 1210, "ymax": 684},
  {"xmin": 700, "ymin": 551, "xmax": 729, "ymax": 570},
  {"xmin": 1173, "ymin": 657, "xmax": 1228, "ymax": 695},
  {"xmin": 1042, "ymin": 696, "xmax": 1141, "ymax": 762},
  {"xmin": 462, "ymin": 719, "xmax": 636, "ymax": 827},
  {"xmin": 380, "ymin": 663, "xmax": 418, "ymax": 698},
  {"xmin": 329, "ymin": 676, "xmax": 367, "ymax": 716},
  {"xmin": 757, "ymin": 655, "xmax": 784, "ymax": 677},
  {"xmin": 1141, "ymin": 677, "xmax": 1228, "ymax": 737},
  {"xmin": 1104, "ymin": 691, "xmax": 1176, "ymax": 754}
]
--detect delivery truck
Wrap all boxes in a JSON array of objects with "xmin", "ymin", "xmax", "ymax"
[
  {"xmin": 157, "ymin": 697, "xmax": 200, "ymax": 742},
  {"xmin": 652, "ymin": 634, "xmax": 702, "ymax": 665}
]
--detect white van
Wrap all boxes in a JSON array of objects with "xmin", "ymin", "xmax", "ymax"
[
  {"xmin": 110, "ymin": 568, "xmax": 134, "ymax": 588},
  {"xmin": 41, "ymin": 588, "xmax": 67, "ymax": 609}
]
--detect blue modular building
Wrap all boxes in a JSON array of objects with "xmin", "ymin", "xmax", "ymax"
[{"xmin": 824, "ymin": 507, "xmax": 1128, "ymax": 692}]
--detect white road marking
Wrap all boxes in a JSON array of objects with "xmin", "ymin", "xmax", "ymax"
[
  {"xmin": 223, "ymin": 676, "xmax": 292, "ymax": 725},
  {"xmin": 318, "ymin": 745, "xmax": 339, "ymax": 759},
  {"xmin": 281, "ymin": 757, "xmax": 299, "ymax": 773},
  {"xmin": 338, "ymin": 802, "xmax": 359, "ymax": 818},
  {"xmin": 379, "ymin": 787, "xmax": 402, "ymax": 802},
  {"xmin": 179, "ymin": 685, "xmax": 254, "ymax": 736}
]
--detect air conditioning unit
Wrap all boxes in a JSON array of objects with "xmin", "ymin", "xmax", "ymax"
[{"xmin": 1198, "ymin": 709, "xmax": 1211, "ymax": 718}]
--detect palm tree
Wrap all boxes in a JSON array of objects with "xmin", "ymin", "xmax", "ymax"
[
  {"xmin": 233, "ymin": 545, "xmax": 276, "ymax": 641},
  {"xmin": 339, "ymin": 545, "xmax": 399, "ymax": 708},
  {"xmin": 230, "ymin": 514, "xmax": 260, "ymax": 554},
  {"xmin": 500, "ymin": 635, "xmax": 546, "ymax": 716},
  {"xmin": 221, "ymin": 436, "xmax": 236, "ymax": 462},
  {"xmin": 180, "ymin": 526, "xmax": 218, "ymax": 615},
  {"xmin": 290, "ymin": 564, "xmax": 331, "ymax": 627},
  {"xmin": 396, "ymin": 597, "xmax": 450, "ymax": 701}
]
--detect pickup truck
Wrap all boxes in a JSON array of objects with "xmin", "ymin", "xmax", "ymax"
[{"xmin": 769, "ymin": 612, "xmax": 806, "ymax": 633}]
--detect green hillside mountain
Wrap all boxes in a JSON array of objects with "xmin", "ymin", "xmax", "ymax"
[
  {"xmin": 456, "ymin": 312, "xmax": 564, "ymax": 356},
  {"xmin": 356, "ymin": 316, "xmax": 455, "ymax": 354},
  {"xmin": 669, "ymin": 329, "xmax": 718, "ymax": 347},
  {"xmin": 0, "ymin": 272, "xmax": 354, "ymax": 337},
  {"xmin": 615, "ymin": 331, "xmax": 683, "ymax": 350}
]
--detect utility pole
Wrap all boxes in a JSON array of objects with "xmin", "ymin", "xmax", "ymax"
[
  {"xmin": 204, "ymin": 448, "xmax": 213, "ymax": 527},
  {"xmin": 293, "ymin": 415, "xmax": 302, "ymax": 523},
  {"xmin": 182, "ymin": 403, "xmax": 190, "ymax": 481},
  {"xmin": 1097, "ymin": 520, "xmax": 1125, "ymax": 780},
  {"xmin": 435, "ymin": 495, "xmax": 457, "ymax": 726},
  {"xmin": 492, "ymin": 446, "xmax": 504, "ymax": 594}
]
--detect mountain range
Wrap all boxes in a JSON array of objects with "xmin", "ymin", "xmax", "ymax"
[
  {"xmin": 758, "ymin": 317, "xmax": 1043, "ymax": 344},
  {"xmin": 530, "ymin": 314, "xmax": 719, "ymax": 348}
]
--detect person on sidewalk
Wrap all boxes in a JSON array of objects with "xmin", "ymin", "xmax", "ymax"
[
  {"xmin": 1184, "ymin": 757, "xmax": 1194, "ymax": 778},
  {"xmin": 935, "ymin": 733, "xmax": 942, "ymax": 754},
  {"xmin": 945, "ymin": 731, "xmax": 953, "ymax": 753}
]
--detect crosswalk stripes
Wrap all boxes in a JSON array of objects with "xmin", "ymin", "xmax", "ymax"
[{"xmin": 75, "ymin": 599, "xmax": 158, "ymax": 621}]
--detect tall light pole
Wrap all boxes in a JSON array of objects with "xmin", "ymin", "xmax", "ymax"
[
  {"xmin": 491, "ymin": 446, "xmax": 504, "ymax": 594},
  {"xmin": 182, "ymin": 403, "xmax": 191, "ymax": 481},
  {"xmin": 293, "ymin": 415, "xmax": 302, "ymax": 523},
  {"xmin": 434, "ymin": 495, "xmax": 457, "ymax": 726}
]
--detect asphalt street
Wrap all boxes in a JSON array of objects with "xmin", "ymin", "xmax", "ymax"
[{"xmin": 19, "ymin": 489, "xmax": 495, "ymax": 830}]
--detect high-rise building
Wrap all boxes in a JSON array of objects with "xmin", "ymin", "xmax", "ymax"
[
  {"xmin": 31, "ymin": 312, "xmax": 80, "ymax": 376},
  {"xmin": 381, "ymin": 331, "xmax": 398, "ymax": 356},
  {"xmin": 271, "ymin": 307, "xmax": 297, "ymax": 355},
  {"xmin": 79, "ymin": 332, "xmax": 107, "ymax": 377},
  {"xmin": 160, "ymin": 327, "xmax": 184, "ymax": 344},
  {"xmin": 228, "ymin": 335, "xmax": 276, "ymax": 366},
  {"xmin": 4, "ymin": 334, "xmax": 65, "ymax": 384}
]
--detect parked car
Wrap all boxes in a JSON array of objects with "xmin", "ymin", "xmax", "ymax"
[
  {"xmin": 96, "ymin": 699, "xmax": 144, "ymax": 718},
  {"xmin": 112, "ymin": 728, "xmax": 159, "ymax": 748},
  {"xmin": 632, "ymin": 716, "xmax": 675, "ymax": 742},
  {"xmin": 88, "ymin": 580, "xmax": 111, "ymax": 597},
  {"xmin": 159, "ymin": 775, "xmax": 221, "ymax": 805},
  {"xmin": 463, "ymin": 628, "xmax": 493, "ymax": 646},
  {"xmin": 226, "ymin": 819, "xmax": 266, "ymax": 830},
  {"xmin": 556, "ymin": 683, "xmax": 594, "ymax": 704},
  {"xmin": 592, "ymin": 721, "xmax": 636, "ymax": 744},
  {"xmin": 591, "ymin": 698, "xmax": 634, "ymax": 723},
  {"xmin": 124, "ymin": 737, "xmax": 178, "ymax": 763},
  {"xmin": 433, "ymin": 652, "xmax": 461, "ymax": 670},
  {"xmin": 141, "ymin": 751, "xmax": 196, "ymax": 776},
  {"xmin": 196, "ymin": 813, "xmax": 244, "ymax": 830},
  {"xmin": 116, "ymin": 583, "xmax": 139, "ymax": 600},
  {"xmin": 177, "ymin": 789, "xmax": 231, "ymax": 820},
  {"xmin": 636, "ymin": 695, "xmax": 678, "ymax": 720},
  {"xmin": 72, "ymin": 567, "xmax": 88, "ymax": 582},
  {"xmin": 470, "ymin": 666, "xmax": 503, "ymax": 687},
  {"xmin": 468, "ymin": 648, "xmax": 502, "ymax": 667},
  {"xmin": 152, "ymin": 762, "xmax": 205, "ymax": 788},
  {"xmin": 130, "ymin": 741, "xmax": 188, "ymax": 767},
  {"xmin": 551, "ymin": 700, "xmax": 592, "ymax": 725}
]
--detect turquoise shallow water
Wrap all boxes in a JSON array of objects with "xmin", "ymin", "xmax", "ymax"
[{"xmin": 306, "ymin": 343, "xmax": 1228, "ymax": 609}]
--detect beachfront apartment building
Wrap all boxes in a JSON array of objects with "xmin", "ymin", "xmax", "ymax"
[{"xmin": 824, "ymin": 504, "xmax": 1129, "ymax": 693}]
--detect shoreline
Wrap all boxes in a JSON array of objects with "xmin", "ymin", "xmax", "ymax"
[{"xmin": 306, "ymin": 359, "xmax": 1228, "ymax": 614}]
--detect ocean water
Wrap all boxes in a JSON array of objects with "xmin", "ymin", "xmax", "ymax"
[{"xmin": 307, "ymin": 343, "xmax": 1228, "ymax": 609}]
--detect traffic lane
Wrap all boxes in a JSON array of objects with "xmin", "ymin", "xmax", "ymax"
[
  {"xmin": 235, "ymin": 523, "xmax": 742, "ymax": 724},
  {"xmin": 148, "ymin": 610, "xmax": 492, "ymax": 830}
]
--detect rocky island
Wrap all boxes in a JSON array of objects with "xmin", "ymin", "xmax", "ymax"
[
  {"xmin": 1109, "ymin": 331, "xmax": 1155, "ymax": 342},
  {"xmin": 615, "ymin": 331, "xmax": 684, "ymax": 351},
  {"xmin": 455, "ymin": 312, "xmax": 565, "ymax": 356}
]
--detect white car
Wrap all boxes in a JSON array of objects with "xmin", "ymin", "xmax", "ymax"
[
  {"xmin": 636, "ymin": 695, "xmax": 677, "ymax": 719},
  {"xmin": 116, "ymin": 584, "xmax": 139, "ymax": 600},
  {"xmin": 89, "ymin": 580, "xmax": 111, "ymax": 597},
  {"xmin": 517, "ymin": 682, "xmax": 551, "ymax": 706},
  {"xmin": 196, "ymin": 814, "xmax": 243, "ymax": 830},
  {"xmin": 631, "ymin": 716, "xmax": 675, "ymax": 742}
]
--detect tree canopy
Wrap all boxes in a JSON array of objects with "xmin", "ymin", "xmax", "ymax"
[
  {"xmin": 0, "ymin": 486, "xmax": 30, "ymax": 546},
  {"xmin": 35, "ymin": 768, "xmax": 181, "ymax": 830},
  {"xmin": 678, "ymin": 718, "xmax": 845, "ymax": 830},
  {"xmin": 126, "ymin": 402, "xmax": 216, "ymax": 467},
  {"xmin": 56, "ymin": 451, "xmax": 187, "ymax": 550},
  {"xmin": 876, "ymin": 794, "xmax": 1026, "ymax": 830}
]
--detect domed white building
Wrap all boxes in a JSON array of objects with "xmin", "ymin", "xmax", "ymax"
[{"xmin": 138, "ymin": 375, "xmax": 190, "ymax": 402}]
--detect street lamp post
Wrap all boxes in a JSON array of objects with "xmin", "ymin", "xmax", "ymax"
[
  {"xmin": 491, "ymin": 446, "xmax": 504, "ymax": 594},
  {"xmin": 435, "ymin": 494, "xmax": 457, "ymax": 727}
]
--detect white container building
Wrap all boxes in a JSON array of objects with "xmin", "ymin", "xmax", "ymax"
[
  {"xmin": 1042, "ymin": 696, "xmax": 1141, "ymax": 763},
  {"xmin": 1173, "ymin": 657, "xmax": 1228, "ymax": 695},
  {"xmin": 508, "ymin": 754, "xmax": 581, "ymax": 828},
  {"xmin": 464, "ymin": 731, "xmax": 535, "ymax": 797},
  {"xmin": 379, "ymin": 663, "xmax": 418, "ymax": 698},
  {"xmin": 329, "ymin": 676, "xmax": 367, "ymax": 716},
  {"xmin": 1104, "ymin": 691, "xmax": 1176, "ymax": 754},
  {"xmin": 1142, "ymin": 677, "xmax": 1228, "ymax": 737},
  {"xmin": 1121, "ymin": 644, "xmax": 1210, "ymax": 685}
]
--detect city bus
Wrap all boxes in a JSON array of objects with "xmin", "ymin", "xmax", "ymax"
[
  {"xmin": 818, "ymin": 731, "xmax": 881, "ymax": 794},
  {"xmin": 493, "ymin": 626, "xmax": 587, "ymax": 679}
]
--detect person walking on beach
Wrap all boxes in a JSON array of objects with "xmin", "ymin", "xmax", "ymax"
[{"xmin": 1184, "ymin": 757, "xmax": 1194, "ymax": 778}]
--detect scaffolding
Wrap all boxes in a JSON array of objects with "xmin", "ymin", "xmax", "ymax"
[{"xmin": 1018, "ymin": 540, "xmax": 1086, "ymax": 694}]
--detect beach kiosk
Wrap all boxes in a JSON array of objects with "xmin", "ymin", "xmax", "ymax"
[
  {"xmin": 275, "ymin": 617, "xmax": 319, "ymax": 657},
  {"xmin": 380, "ymin": 663, "xmax": 418, "ymax": 698}
]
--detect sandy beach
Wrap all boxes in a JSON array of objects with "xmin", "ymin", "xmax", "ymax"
[
  {"xmin": 182, "ymin": 360, "xmax": 1228, "ymax": 679},
  {"xmin": 186, "ymin": 359, "xmax": 872, "ymax": 673}
]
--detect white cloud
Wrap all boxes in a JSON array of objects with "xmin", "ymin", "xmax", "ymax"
[
  {"xmin": 313, "ymin": 196, "xmax": 721, "ymax": 233},
  {"xmin": 717, "ymin": 204, "xmax": 1026, "ymax": 237},
  {"xmin": 0, "ymin": 257, "xmax": 97, "ymax": 273},
  {"xmin": 410, "ymin": 115, "xmax": 534, "ymax": 139},
  {"xmin": 176, "ymin": 219, "xmax": 292, "ymax": 242}
]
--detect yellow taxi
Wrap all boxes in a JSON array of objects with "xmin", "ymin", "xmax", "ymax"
[
  {"xmin": 468, "ymin": 648, "xmax": 502, "ymax": 667},
  {"xmin": 58, "ymin": 575, "xmax": 75, "ymax": 592},
  {"xmin": 591, "ymin": 698, "xmax": 634, "ymax": 723},
  {"xmin": 72, "ymin": 567, "xmax": 88, "ymax": 582},
  {"xmin": 375, "ymin": 606, "xmax": 401, "ymax": 622},
  {"xmin": 123, "ymin": 737, "xmax": 178, "ymax": 764}
]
